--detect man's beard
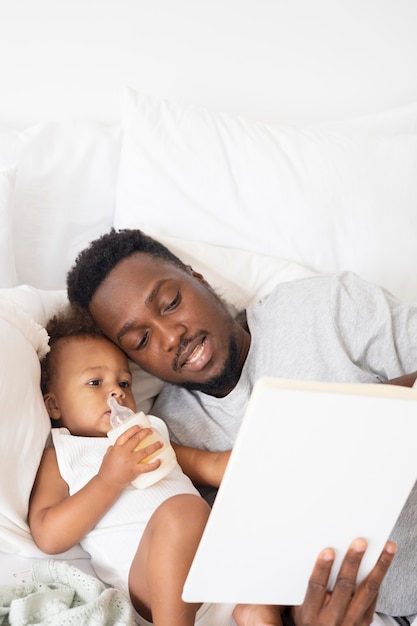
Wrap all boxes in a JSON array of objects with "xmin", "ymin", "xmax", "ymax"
[{"xmin": 179, "ymin": 331, "xmax": 241, "ymax": 396}]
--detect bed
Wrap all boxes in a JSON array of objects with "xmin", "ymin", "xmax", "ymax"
[{"xmin": 1, "ymin": 0, "xmax": 417, "ymax": 622}]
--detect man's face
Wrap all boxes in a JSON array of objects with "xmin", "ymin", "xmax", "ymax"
[{"xmin": 89, "ymin": 253, "xmax": 249, "ymax": 396}]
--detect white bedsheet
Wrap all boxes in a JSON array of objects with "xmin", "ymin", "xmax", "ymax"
[{"xmin": 0, "ymin": 551, "xmax": 97, "ymax": 585}]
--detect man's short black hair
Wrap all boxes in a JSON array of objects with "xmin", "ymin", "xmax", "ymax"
[{"xmin": 67, "ymin": 229, "xmax": 188, "ymax": 309}]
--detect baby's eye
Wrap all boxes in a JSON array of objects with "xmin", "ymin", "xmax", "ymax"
[
  {"xmin": 88, "ymin": 379, "xmax": 101, "ymax": 386},
  {"xmin": 119, "ymin": 381, "xmax": 131, "ymax": 389}
]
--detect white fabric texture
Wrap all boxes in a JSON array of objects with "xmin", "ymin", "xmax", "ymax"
[
  {"xmin": 0, "ymin": 297, "xmax": 86, "ymax": 558},
  {"xmin": 0, "ymin": 168, "xmax": 17, "ymax": 288},
  {"xmin": 115, "ymin": 88, "xmax": 417, "ymax": 303},
  {"xmin": 313, "ymin": 99, "xmax": 417, "ymax": 134},
  {"xmin": 0, "ymin": 286, "xmax": 68, "ymax": 328},
  {"xmin": 0, "ymin": 127, "xmax": 23, "ymax": 169},
  {"xmin": 0, "ymin": 559, "xmax": 136, "ymax": 625},
  {"xmin": 9, "ymin": 122, "xmax": 121, "ymax": 289}
]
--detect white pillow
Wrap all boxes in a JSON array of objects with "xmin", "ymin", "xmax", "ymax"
[
  {"xmin": 312, "ymin": 99, "xmax": 417, "ymax": 134},
  {"xmin": 0, "ymin": 287, "xmax": 164, "ymax": 559},
  {"xmin": 0, "ymin": 286, "xmax": 163, "ymax": 413},
  {"xmin": 115, "ymin": 88, "xmax": 417, "ymax": 303},
  {"xmin": 0, "ymin": 296, "xmax": 87, "ymax": 558},
  {"xmin": 0, "ymin": 126, "xmax": 24, "ymax": 169},
  {"xmin": 0, "ymin": 168, "xmax": 17, "ymax": 288},
  {"xmin": 0, "ymin": 286, "xmax": 68, "ymax": 327},
  {"xmin": 155, "ymin": 234, "xmax": 316, "ymax": 310},
  {"xmin": 11, "ymin": 122, "xmax": 122, "ymax": 290}
]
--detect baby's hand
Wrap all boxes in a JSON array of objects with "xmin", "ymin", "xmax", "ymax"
[{"xmin": 98, "ymin": 426, "xmax": 163, "ymax": 489}]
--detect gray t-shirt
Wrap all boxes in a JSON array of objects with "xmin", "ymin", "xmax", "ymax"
[{"xmin": 152, "ymin": 271, "xmax": 417, "ymax": 615}]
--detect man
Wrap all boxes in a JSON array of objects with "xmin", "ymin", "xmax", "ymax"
[{"xmin": 67, "ymin": 228, "xmax": 417, "ymax": 626}]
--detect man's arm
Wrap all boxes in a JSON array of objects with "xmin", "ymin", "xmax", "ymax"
[{"xmin": 171, "ymin": 442, "xmax": 230, "ymax": 487}]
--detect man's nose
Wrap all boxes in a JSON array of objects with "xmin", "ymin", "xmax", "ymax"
[{"xmin": 156, "ymin": 320, "xmax": 187, "ymax": 351}]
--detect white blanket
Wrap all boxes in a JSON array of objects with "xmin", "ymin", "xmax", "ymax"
[{"xmin": 0, "ymin": 559, "xmax": 135, "ymax": 625}]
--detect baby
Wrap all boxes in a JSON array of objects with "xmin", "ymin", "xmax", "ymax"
[{"xmin": 28, "ymin": 306, "xmax": 235, "ymax": 626}]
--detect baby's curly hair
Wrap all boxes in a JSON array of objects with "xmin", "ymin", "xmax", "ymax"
[
  {"xmin": 41, "ymin": 304, "xmax": 104, "ymax": 395},
  {"xmin": 67, "ymin": 228, "xmax": 188, "ymax": 310}
]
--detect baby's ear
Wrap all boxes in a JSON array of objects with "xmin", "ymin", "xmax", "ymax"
[{"xmin": 44, "ymin": 393, "xmax": 63, "ymax": 424}]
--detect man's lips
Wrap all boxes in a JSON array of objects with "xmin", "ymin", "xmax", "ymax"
[{"xmin": 174, "ymin": 333, "xmax": 211, "ymax": 373}]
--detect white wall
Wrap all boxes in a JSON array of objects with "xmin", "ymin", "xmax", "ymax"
[{"xmin": 1, "ymin": 0, "xmax": 417, "ymax": 127}]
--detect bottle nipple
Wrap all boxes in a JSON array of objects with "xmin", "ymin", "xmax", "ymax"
[{"xmin": 108, "ymin": 396, "xmax": 135, "ymax": 427}]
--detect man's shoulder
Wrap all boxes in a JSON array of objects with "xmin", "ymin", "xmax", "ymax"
[
  {"xmin": 250, "ymin": 272, "xmax": 335, "ymax": 309},
  {"xmin": 246, "ymin": 272, "xmax": 369, "ymax": 331},
  {"xmin": 264, "ymin": 271, "xmax": 366, "ymax": 300}
]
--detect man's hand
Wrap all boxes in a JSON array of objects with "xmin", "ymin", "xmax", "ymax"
[
  {"xmin": 291, "ymin": 538, "xmax": 397, "ymax": 626},
  {"xmin": 384, "ymin": 371, "xmax": 417, "ymax": 387}
]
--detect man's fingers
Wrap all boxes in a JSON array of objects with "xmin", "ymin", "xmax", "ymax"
[
  {"xmin": 330, "ymin": 538, "xmax": 368, "ymax": 603},
  {"xmin": 334, "ymin": 541, "xmax": 397, "ymax": 626},
  {"xmin": 301, "ymin": 547, "xmax": 335, "ymax": 611},
  {"xmin": 293, "ymin": 540, "xmax": 396, "ymax": 626},
  {"xmin": 333, "ymin": 539, "xmax": 396, "ymax": 607},
  {"xmin": 327, "ymin": 539, "xmax": 396, "ymax": 626},
  {"xmin": 351, "ymin": 541, "xmax": 397, "ymax": 606}
]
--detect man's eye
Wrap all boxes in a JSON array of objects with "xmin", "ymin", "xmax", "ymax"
[
  {"xmin": 136, "ymin": 331, "xmax": 149, "ymax": 350},
  {"xmin": 165, "ymin": 291, "xmax": 181, "ymax": 312},
  {"xmin": 88, "ymin": 380, "xmax": 101, "ymax": 386}
]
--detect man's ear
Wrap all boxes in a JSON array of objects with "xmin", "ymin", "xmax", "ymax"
[
  {"xmin": 44, "ymin": 393, "xmax": 63, "ymax": 424},
  {"xmin": 186, "ymin": 265, "xmax": 210, "ymax": 287}
]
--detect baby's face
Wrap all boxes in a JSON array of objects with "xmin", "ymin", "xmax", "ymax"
[{"xmin": 46, "ymin": 335, "xmax": 136, "ymax": 437}]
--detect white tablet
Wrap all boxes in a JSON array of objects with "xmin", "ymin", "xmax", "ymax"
[{"xmin": 183, "ymin": 377, "xmax": 417, "ymax": 605}]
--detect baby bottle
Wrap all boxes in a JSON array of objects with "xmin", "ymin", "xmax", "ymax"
[{"xmin": 107, "ymin": 397, "xmax": 178, "ymax": 488}]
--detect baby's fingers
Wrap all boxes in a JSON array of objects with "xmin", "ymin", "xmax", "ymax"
[
  {"xmin": 132, "ymin": 440, "xmax": 163, "ymax": 476},
  {"xmin": 113, "ymin": 425, "xmax": 152, "ymax": 446},
  {"xmin": 134, "ymin": 439, "xmax": 164, "ymax": 464},
  {"xmin": 134, "ymin": 456, "xmax": 162, "ymax": 475}
]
